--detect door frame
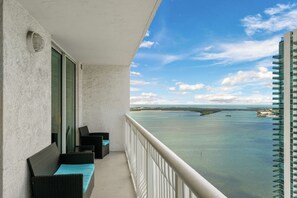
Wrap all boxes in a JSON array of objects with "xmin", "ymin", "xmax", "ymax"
[
  {"xmin": 52, "ymin": 41, "xmax": 77, "ymax": 153},
  {"xmin": 65, "ymin": 57, "xmax": 76, "ymax": 153}
]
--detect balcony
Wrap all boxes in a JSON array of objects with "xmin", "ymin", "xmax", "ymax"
[
  {"xmin": 272, "ymin": 66, "xmax": 281, "ymax": 70},
  {"xmin": 89, "ymin": 115, "xmax": 226, "ymax": 198},
  {"xmin": 91, "ymin": 152, "xmax": 136, "ymax": 198},
  {"xmin": 124, "ymin": 114, "xmax": 226, "ymax": 198},
  {"xmin": 273, "ymin": 61, "xmax": 283, "ymax": 65},
  {"xmin": 272, "ymin": 55, "xmax": 282, "ymax": 59}
]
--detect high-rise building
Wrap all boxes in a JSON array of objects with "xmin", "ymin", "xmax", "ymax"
[{"xmin": 273, "ymin": 29, "xmax": 297, "ymax": 198}]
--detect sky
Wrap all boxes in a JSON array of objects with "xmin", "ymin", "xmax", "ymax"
[{"xmin": 130, "ymin": 0, "xmax": 297, "ymax": 105}]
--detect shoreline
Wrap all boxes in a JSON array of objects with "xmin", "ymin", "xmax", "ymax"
[{"xmin": 130, "ymin": 107, "xmax": 272, "ymax": 116}]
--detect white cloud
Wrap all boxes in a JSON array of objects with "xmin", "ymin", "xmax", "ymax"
[
  {"xmin": 255, "ymin": 58, "xmax": 273, "ymax": 68},
  {"xmin": 161, "ymin": 55, "xmax": 182, "ymax": 64},
  {"xmin": 130, "ymin": 62, "xmax": 139, "ymax": 68},
  {"xmin": 235, "ymin": 94, "xmax": 272, "ymax": 104},
  {"xmin": 168, "ymin": 87, "xmax": 176, "ymax": 91},
  {"xmin": 195, "ymin": 37, "xmax": 279, "ymax": 63},
  {"xmin": 136, "ymin": 53, "xmax": 184, "ymax": 65},
  {"xmin": 203, "ymin": 45, "xmax": 214, "ymax": 51},
  {"xmin": 131, "ymin": 87, "xmax": 141, "ymax": 92},
  {"xmin": 131, "ymin": 71, "xmax": 142, "ymax": 77},
  {"xmin": 145, "ymin": 31, "xmax": 150, "ymax": 37},
  {"xmin": 130, "ymin": 93, "xmax": 179, "ymax": 105},
  {"xmin": 194, "ymin": 93, "xmax": 272, "ymax": 104},
  {"xmin": 242, "ymin": 3, "xmax": 297, "ymax": 36},
  {"xmin": 264, "ymin": 3, "xmax": 296, "ymax": 15},
  {"xmin": 130, "ymin": 93, "xmax": 157, "ymax": 104},
  {"xmin": 195, "ymin": 94, "xmax": 237, "ymax": 103},
  {"xmin": 130, "ymin": 80, "xmax": 150, "ymax": 85},
  {"xmin": 176, "ymin": 82, "xmax": 205, "ymax": 91},
  {"xmin": 206, "ymin": 85, "xmax": 241, "ymax": 96},
  {"xmin": 172, "ymin": 91, "xmax": 189, "ymax": 95},
  {"xmin": 140, "ymin": 41, "xmax": 155, "ymax": 48},
  {"xmin": 221, "ymin": 66, "xmax": 272, "ymax": 86}
]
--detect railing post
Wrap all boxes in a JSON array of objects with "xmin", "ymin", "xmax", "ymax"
[{"xmin": 175, "ymin": 174, "xmax": 183, "ymax": 198}]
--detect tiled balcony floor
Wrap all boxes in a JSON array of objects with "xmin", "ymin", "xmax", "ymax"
[{"xmin": 91, "ymin": 151, "xmax": 136, "ymax": 198}]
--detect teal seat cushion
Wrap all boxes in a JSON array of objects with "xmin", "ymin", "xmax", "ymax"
[
  {"xmin": 54, "ymin": 163, "xmax": 95, "ymax": 192},
  {"xmin": 103, "ymin": 140, "xmax": 110, "ymax": 146}
]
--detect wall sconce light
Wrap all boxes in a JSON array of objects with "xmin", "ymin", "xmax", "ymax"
[{"xmin": 26, "ymin": 31, "xmax": 45, "ymax": 53}]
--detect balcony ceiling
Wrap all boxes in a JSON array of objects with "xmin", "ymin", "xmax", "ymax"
[{"xmin": 17, "ymin": 0, "xmax": 160, "ymax": 66}]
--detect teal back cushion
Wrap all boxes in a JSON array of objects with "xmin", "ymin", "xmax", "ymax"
[{"xmin": 103, "ymin": 140, "xmax": 110, "ymax": 146}]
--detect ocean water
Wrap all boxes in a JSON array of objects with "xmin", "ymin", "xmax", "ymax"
[{"xmin": 130, "ymin": 110, "xmax": 273, "ymax": 198}]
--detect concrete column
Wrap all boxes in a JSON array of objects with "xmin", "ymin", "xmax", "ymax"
[
  {"xmin": 284, "ymin": 32, "xmax": 292, "ymax": 198},
  {"xmin": 293, "ymin": 29, "xmax": 297, "ymax": 198},
  {"xmin": 0, "ymin": 1, "xmax": 3, "ymax": 197}
]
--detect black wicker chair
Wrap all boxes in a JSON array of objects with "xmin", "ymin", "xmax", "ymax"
[
  {"xmin": 79, "ymin": 126, "xmax": 110, "ymax": 159},
  {"xmin": 27, "ymin": 143, "xmax": 95, "ymax": 198}
]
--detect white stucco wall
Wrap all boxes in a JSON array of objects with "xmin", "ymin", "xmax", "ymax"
[
  {"xmin": 0, "ymin": 0, "xmax": 3, "ymax": 196},
  {"xmin": 82, "ymin": 65, "xmax": 129, "ymax": 151},
  {"xmin": 2, "ymin": 0, "xmax": 51, "ymax": 197}
]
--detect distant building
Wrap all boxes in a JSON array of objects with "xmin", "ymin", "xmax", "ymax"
[{"xmin": 273, "ymin": 29, "xmax": 297, "ymax": 197}]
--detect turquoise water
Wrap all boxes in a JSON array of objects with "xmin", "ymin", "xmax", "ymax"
[{"xmin": 130, "ymin": 110, "xmax": 273, "ymax": 198}]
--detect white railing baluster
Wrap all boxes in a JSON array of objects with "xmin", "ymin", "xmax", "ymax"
[
  {"xmin": 125, "ymin": 114, "xmax": 226, "ymax": 198},
  {"xmin": 176, "ymin": 175, "xmax": 183, "ymax": 198},
  {"xmin": 147, "ymin": 148, "xmax": 153, "ymax": 198},
  {"xmin": 159, "ymin": 164, "xmax": 161, "ymax": 198}
]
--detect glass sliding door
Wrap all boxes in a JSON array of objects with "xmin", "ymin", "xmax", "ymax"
[
  {"xmin": 51, "ymin": 48, "xmax": 62, "ymax": 152},
  {"xmin": 66, "ymin": 58, "xmax": 76, "ymax": 153},
  {"xmin": 51, "ymin": 47, "xmax": 76, "ymax": 153}
]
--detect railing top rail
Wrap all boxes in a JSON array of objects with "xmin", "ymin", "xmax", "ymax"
[{"xmin": 125, "ymin": 114, "xmax": 227, "ymax": 198}]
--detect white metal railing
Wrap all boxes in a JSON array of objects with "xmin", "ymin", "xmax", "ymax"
[{"xmin": 125, "ymin": 114, "xmax": 227, "ymax": 198}]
